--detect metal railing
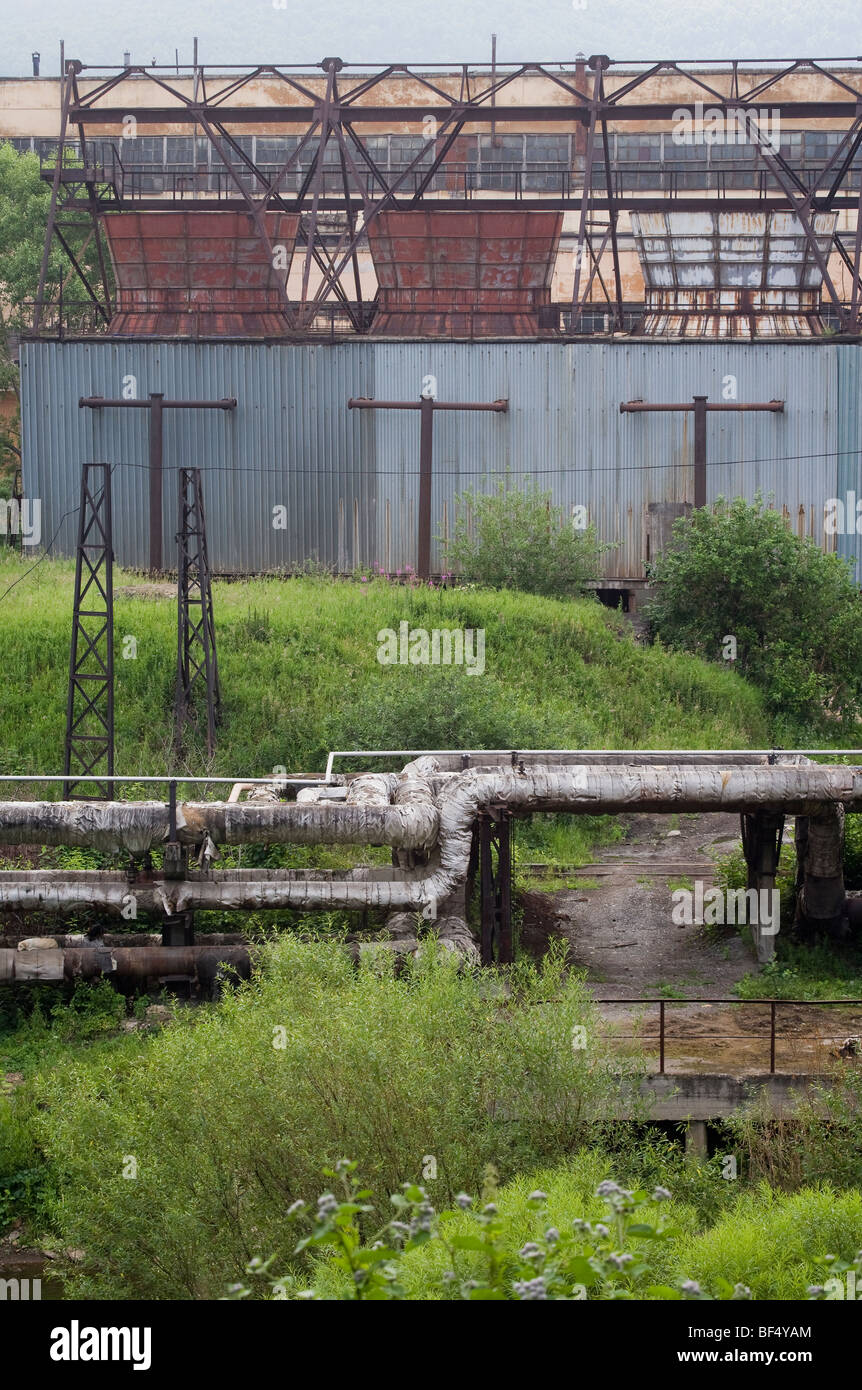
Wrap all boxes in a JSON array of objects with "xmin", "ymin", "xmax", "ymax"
[
  {"xmin": 595, "ymin": 996, "xmax": 862, "ymax": 1074},
  {"xmin": 34, "ymin": 136, "xmax": 862, "ymax": 201},
  {"xmin": 19, "ymin": 298, "xmax": 377, "ymax": 340},
  {"xmin": 23, "ymin": 297, "xmax": 857, "ymax": 342}
]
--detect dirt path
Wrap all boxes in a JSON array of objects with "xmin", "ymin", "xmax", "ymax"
[
  {"xmin": 521, "ymin": 811, "xmax": 862, "ymax": 1073},
  {"xmin": 524, "ymin": 810, "xmax": 752, "ymax": 996}
]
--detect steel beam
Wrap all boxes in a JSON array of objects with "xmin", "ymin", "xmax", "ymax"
[
  {"xmin": 478, "ymin": 807, "xmax": 513, "ymax": 966},
  {"xmin": 63, "ymin": 463, "xmax": 114, "ymax": 801},
  {"xmin": 621, "ymin": 397, "xmax": 785, "ymax": 509},
  {"xmin": 79, "ymin": 396, "xmax": 236, "ymax": 573},
  {"xmin": 31, "ymin": 55, "xmax": 862, "ymax": 340},
  {"xmin": 175, "ymin": 469, "xmax": 221, "ymax": 758}
]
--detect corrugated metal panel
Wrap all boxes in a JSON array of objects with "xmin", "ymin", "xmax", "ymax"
[
  {"xmin": 20, "ymin": 339, "xmax": 847, "ymax": 580},
  {"xmin": 104, "ymin": 212, "xmax": 299, "ymax": 337},
  {"xmin": 837, "ymin": 344, "xmax": 862, "ymax": 584}
]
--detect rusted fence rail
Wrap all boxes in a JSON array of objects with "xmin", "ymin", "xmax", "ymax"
[{"xmin": 594, "ymin": 998, "xmax": 862, "ymax": 1074}]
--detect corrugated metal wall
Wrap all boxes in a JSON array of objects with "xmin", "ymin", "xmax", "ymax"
[
  {"xmin": 20, "ymin": 339, "xmax": 859, "ymax": 580},
  {"xmin": 837, "ymin": 345, "xmax": 862, "ymax": 583}
]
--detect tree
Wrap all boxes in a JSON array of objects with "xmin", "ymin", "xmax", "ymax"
[
  {"xmin": 646, "ymin": 495, "xmax": 862, "ymax": 738},
  {"xmin": 0, "ymin": 142, "xmax": 110, "ymax": 489},
  {"xmin": 445, "ymin": 481, "xmax": 607, "ymax": 599}
]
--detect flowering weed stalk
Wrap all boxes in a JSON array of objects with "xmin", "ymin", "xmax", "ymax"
[{"xmin": 227, "ymin": 1167, "xmax": 757, "ymax": 1302}]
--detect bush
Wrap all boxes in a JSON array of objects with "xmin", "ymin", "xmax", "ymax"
[
  {"xmin": 725, "ymin": 1068, "xmax": 862, "ymax": 1188},
  {"xmin": 444, "ymin": 482, "xmax": 606, "ymax": 598},
  {"xmin": 332, "ymin": 663, "xmax": 561, "ymax": 752},
  {"xmin": 47, "ymin": 981, "xmax": 127, "ymax": 1042},
  {"xmin": 646, "ymin": 495, "xmax": 862, "ymax": 739},
  {"xmin": 669, "ymin": 1185, "xmax": 862, "ymax": 1299},
  {"xmin": 844, "ymin": 814, "xmax": 862, "ymax": 889},
  {"xmin": 33, "ymin": 939, "xmax": 631, "ymax": 1299}
]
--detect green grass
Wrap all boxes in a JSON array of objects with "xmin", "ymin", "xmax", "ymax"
[
  {"xmin": 669, "ymin": 1185, "xmax": 862, "ymax": 1299},
  {"xmin": 304, "ymin": 1151, "xmax": 701, "ymax": 1300},
  {"xmin": 0, "ymin": 557, "xmax": 771, "ymax": 786},
  {"xmin": 0, "ymin": 558, "xmax": 773, "ymax": 903},
  {"xmin": 293, "ymin": 1157, "xmax": 860, "ymax": 1301},
  {"xmin": 735, "ymin": 939, "xmax": 862, "ymax": 1001}
]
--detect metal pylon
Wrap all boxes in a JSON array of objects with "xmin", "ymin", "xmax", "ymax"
[
  {"xmin": 175, "ymin": 468, "xmax": 220, "ymax": 756},
  {"xmin": 63, "ymin": 463, "xmax": 114, "ymax": 800}
]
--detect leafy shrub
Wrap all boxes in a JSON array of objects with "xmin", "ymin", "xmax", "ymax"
[
  {"xmin": 444, "ymin": 482, "xmax": 606, "ymax": 599},
  {"xmin": 646, "ymin": 495, "xmax": 862, "ymax": 739},
  {"xmin": 332, "ymin": 663, "xmax": 562, "ymax": 753},
  {"xmin": 844, "ymin": 814, "xmax": 862, "ymax": 889},
  {"xmin": 47, "ymin": 981, "xmax": 127, "ymax": 1042},
  {"xmin": 33, "ymin": 939, "xmax": 630, "ymax": 1299},
  {"xmin": 1, "ymin": 980, "xmax": 128, "ymax": 1042}
]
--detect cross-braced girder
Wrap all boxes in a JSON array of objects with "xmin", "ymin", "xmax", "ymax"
[
  {"xmin": 175, "ymin": 469, "xmax": 220, "ymax": 758},
  {"xmin": 32, "ymin": 53, "xmax": 862, "ymax": 336},
  {"xmin": 63, "ymin": 463, "xmax": 114, "ymax": 800}
]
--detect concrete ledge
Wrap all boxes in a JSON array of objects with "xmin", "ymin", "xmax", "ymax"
[{"xmin": 628, "ymin": 1072, "xmax": 835, "ymax": 1120}]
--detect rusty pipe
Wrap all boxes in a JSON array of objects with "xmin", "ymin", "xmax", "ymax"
[{"xmin": 0, "ymin": 945, "xmax": 252, "ymax": 983}]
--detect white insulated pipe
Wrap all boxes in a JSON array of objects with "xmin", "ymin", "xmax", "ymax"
[{"xmin": 0, "ymin": 761, "xmax": 859, "ymax": 915}]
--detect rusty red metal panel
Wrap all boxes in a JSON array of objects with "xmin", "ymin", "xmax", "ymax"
[
  {"xmin": 103, "ymin": 211, "xmax": 299, "ymax": 337},
  {"xmin": 367, "ymin": 209, "xmax": 563, "ymax": 337}
]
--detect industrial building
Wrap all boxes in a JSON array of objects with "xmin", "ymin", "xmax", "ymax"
[{"xmin": 7, "ymin": 53, "xmax": 862, "ymax": 594}]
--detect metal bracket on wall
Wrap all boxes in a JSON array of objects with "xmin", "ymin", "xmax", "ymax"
[
  {"xmin": 175, "ymin": 468, "xmax": 220, "ymax": 757},
  {"xmin": 347, "ymin": 394, "xmax": 508, "ymax": 577},
  {"xmin": 63, "ymin": 462, "xmax": 114, "ymax": 800}
]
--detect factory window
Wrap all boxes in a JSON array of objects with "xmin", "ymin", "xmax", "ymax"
[
  {"xmin": 256, "ymin": 136, "xmax": 294, "ymax": 165},
  {"xmin": 119, "ymin": 135, "xmax": 163, "ymax": 163},
  {"xmin": 525, "ymin": 134, "xmax": 569, "ymax": 163},
  {"xmin": 164, "ymin": 136, "xmax": 195, "ymax": 167}
]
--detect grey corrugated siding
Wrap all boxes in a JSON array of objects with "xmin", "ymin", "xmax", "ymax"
[
  {"xmin": 19, "ymin": 339, "xmax": 857, "ymax": 580},
  {"xmin": 837, "ymin": 344, "xmax": 862, "ymax": 583}
]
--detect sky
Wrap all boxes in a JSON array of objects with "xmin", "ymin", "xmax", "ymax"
[{"xmin": 0, "ymin": 0, "xmax": 860, "ymax": 76}]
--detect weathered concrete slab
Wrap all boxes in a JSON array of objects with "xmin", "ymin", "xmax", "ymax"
[{"xmin": 630, "ymin": 1071, "xmax": 836, "ymax": 1120}]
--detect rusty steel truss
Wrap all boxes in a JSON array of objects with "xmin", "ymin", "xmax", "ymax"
[
  {"xmin": 33, "ymin": 54, "xmax": 862, "ymax": 335},
  {"xmin": 62, "ymin": 463, "xmax": 114, "ymax": 800},
  {"xmin": 175, "ymin": 468, "xmax": 221, "ymax": 758}
]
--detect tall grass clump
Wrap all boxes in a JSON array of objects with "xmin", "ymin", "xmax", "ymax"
[
  {"xmin": 668, "ymin": 1185, "xmax": 862, "ymax": 1300},
  {"xmin": 32, "ymin": 938, "xmax": 631, "ymax": 1299}
]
